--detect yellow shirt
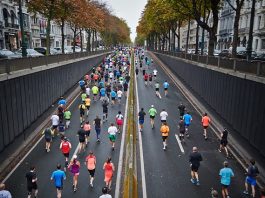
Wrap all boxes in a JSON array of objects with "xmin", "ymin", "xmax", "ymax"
[
  {"xmin": 160, "ymin": 125, "xmax": 169, "ymax": 137},
  {"xmin": 85, "ymin": 98, "xmax": 91, "ymax": 106}
]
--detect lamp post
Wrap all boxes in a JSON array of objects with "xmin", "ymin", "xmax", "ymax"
[{"xmin": 18, "ymin": 0, "xmax": 27, "ymax": 57}]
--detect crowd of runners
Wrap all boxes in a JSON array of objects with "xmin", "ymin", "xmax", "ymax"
[{"xmin": 134, "ymin": 48, "xmax": 262, "ymax": 198}]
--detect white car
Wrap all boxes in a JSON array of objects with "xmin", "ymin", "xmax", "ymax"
[{"xmin": 15, "ymin": 49, "xmax": 44, "ymax": 57}]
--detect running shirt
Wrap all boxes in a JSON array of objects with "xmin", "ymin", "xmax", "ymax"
[
  {"xmin": 111, "ymin": 91, "xmax": 117, "ymax": 98},
  {"xmin": 155, "ymin": 83, "xmax": 160, "ymax": 89},
  {"xmin": 26, "ymin": 171, "xmax": 37, "ymax": 189},
  {"xmin": 58, "ymin": 122, "xmax": 65, "ymax": 132},
  {"xmin": 138, "ymin": 111, "xmax": 146, "ymax": 120},
  {"xmin": 81, "ymin": 93, "xmax": 87, "ymax": 101},
  {"xmin": 94, "ymin": 118, "xmax": 101, "ymax": 128},
  {"xmin": 116, "ymin": 114, "xmax": 123, "ymax": 120},
  {"xmin": 79, "ymin": 104, "xmax": 86, "ymax": 113},
  {"xmin": 179, "ymin": 120, "xmax": 185, "ymax": 132},
  {"xmin": 60, "ymin": 141, "xmax": 71, "ymax": 154},
  {"xmin": 219, "ymin": 167, "xmax": 234, "ymax": 185},
  {"xmin": 79, "ymin": 80, "xmax": 85, "ymax": 87},
  {"xmin": 153, "ymin": 69, "xmax": 158, "ymax": 76},
  {"xmin": 64, "ymin": 111, "xmax": 71, "ymax": 120},
  {"xmin": 51, "ymin": 170, "xmax": 66, "ymax": 188},
  {"xmin": 43, "ymin": 128, "xmax": 52, "ymax": 139},
  {"xmin": 183, "ymin": 114, "xmax": 192, "ymax": 125},
  {"xmin": 51, "ymin": 115, "xmax": 59, "ymax": 126},
  {"xmin": 58, "ymin": 99, "xmax": 66, "ymax": 105},
  {"xmin": 86, "ymin": 155, "xmax": 96, "ymax": 170},
  {"xmin": 160, "ymin": 111, "xmax": 168, "ymax": 121},
  {"xmin": 85, "ymin": 87, "xmax": 90, "ymax": 96},
  {"xmin": 83, "ymin": 123, "xmax": 91, "ymax": 131},
  {"xmin": 144, "ymin": 74, "xmax": 148, "ymax": 80},
  {"xmin": 160, "ymin": 125, "xmax": 169, "ymax": 136},
  {"xmin": 202, "ymin": 116, "xmax": 210, "ymax": 126},
  {"xmin": 92, "ymin": 86, "xmax": 99, "ymax": 95},
  {"xmin": 108, "ymin": 126, "xmax": 118, "ymax": 135},
  {"xmin": 148, "ymin": 108, "xmax": 157, "ymax": 117},
  {"xmin": 100, "ymin": 88, "xmax": 106, "ymax": 96},
  {"xmin": 163, "ymin": 82, "xmax": 169, "ymax": 89},
  {"xmin": 117, "ymin": 90, "xmax": 123, "ymax": 98},
  {"xmin": 77, "ymin": 129, "xmax": 86, "ymax": 141},
  {"xmin": 85, "ymin": 98, "xmax": 91, "ymax": 106}
]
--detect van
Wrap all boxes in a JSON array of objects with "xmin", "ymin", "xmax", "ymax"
[{"xmin": 229, "ymin": 46, "xmax": 246, "ymax": 53}]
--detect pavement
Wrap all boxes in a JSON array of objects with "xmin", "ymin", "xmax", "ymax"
[{"xmin": 135, "ymin": 52, "xmax": 253, "ymax": 198}]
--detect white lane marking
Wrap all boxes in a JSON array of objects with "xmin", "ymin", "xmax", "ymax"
[
  {"xmin": 135, "ymin": 56, "xmax": 147, "ymax": 198},
  {"xmin": 175, "ymin": 134, "xmax": 185, "ymax": 154},
  {"xmin": 3, "ymin": 91, "xmax": 81, "ymax": 183},
  {"xmin": 114, "ymin": 56, "xmax": 131, "ymax": 198}
]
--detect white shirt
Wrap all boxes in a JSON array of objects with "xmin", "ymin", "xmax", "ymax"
[
  {"xmin": 51, "ymin": 115, "xmax": 59, "ymax": 126},
  {"xmin": 117, "ymin": 90, "xmax": 123, "ymax": 97},
  {"xmin": 108, "ymin": 126, "xmax": 118, "ymax": 135},
  {"xmin": 116, "ymin": 114, "xmax": 123, "ymax": 120},
  {"xmin": 86, "ymin": 87, "xmax": 90, "ymax": 96},
  {"xmin": 160, "ymin": 111, "xmax": 168, "ymax": 121},
  {"xmin": 99, "ymin": 195, "xmax": 112, "ymax": 198},
  {"xmin": 153, "ymin": 69, "xmax": 158, "ymax": 75},
  {"xmin": 109, "ymin": 72, "xmax": 114, "ymax": 78},
  {"xmin": 105, "ymin": 64, "xmax": 109, "ymax": 69}
]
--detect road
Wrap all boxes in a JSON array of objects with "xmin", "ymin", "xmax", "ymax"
[{"xmin": 135, "ymin": 52, "xmax": 248, "ymax": 198}]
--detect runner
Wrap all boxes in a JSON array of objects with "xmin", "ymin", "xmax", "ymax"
[
  {"xmin": 138, "ymin": 108, "xmax": 146, "ymax": 132},
  {"xmin": 81, "ymin": 92, "xmax": 87, "ymax": 102},
  {"xmin": 57, "ymin": 104, "xmax": 64, "ymax": 121},
  {"xmin": 58, "ymin": 121, "xmax": 65, "ymax": 137},
  {"xmin": 149, "ymin": 73, "xmax": 153, "ymax": 85},
  {"xmin": 160, "ymin": 122, "xmax": 170, "ymax": 150},
  {"xmin": 94, "ymin": 115, "xmax": 102, "ymax": 142},
  {"xmin": 42, "ymin": 127, "xmax": 53, "ymax": 152},
  {"xmin": 243, "ymin": 159, "xmax": 260, "ymax": 198},
  {"xmin": 83, "ymin": 121, "xmax": 91, "ymax": 146},
  {"xmin": 26, "ymin": 166, "xmax": 38, "ymax": 198},
  {"xmin": 117, "ymin": 89, "xmax": 123, "ymax": 104},
  {"xmin": 110, "ymin": 89, "xmax": 117, "ymax": 105},
  {"xmin": 50, "ymin": 164, "xmax": 66, "ymax": 198},
  {"xmin": 123, "ymin": 82, "xmax": 128, "ymax": 96},
  {"xmin": 108, "ymin": 123, "xmax": 118, "ymax": 150},
  {"xmin": 68, "ymin": 155, "xmax": 80, "ymax": 192},
  {"xmin": 99, "ymin": 187, "xmax": 112, "ymax": 198},
  {"xmin": 85, "ymin": 151, "xmax": 96, "ymax": 188},
  {"xmin": 142, "ymin": 68, "xmax": 146, "ymax": 76},
  {"xmin": 144, "ymin": 73, "xmax": 148, "ymax": 86},
  {"xmin": 64, "ymin": 109, "xmax": 71, "ymax": 129},
  {"xmin": 79, "ymin": 79, "xmax": 86, "ymax": 92},
  {"xmin": 178, "ymin": 117, "xmax": 185, "ymax": 143},
  {"xmin": 0, "ymin": 183, "xmax": 12, "ymax": 198},
  {"xmin": 155, "ymin": 81, "xmax": 161, "ymax": 98},
  {"xmin": 116, "ymin": 111, "xmax": 124, "ymax": 133},
  {"xmin": 77, "ymin": 127, "xmax": 86, "ymax": 154},
  {"xmin": 219, "ymin": 161, "xmax": 234, "ymax": 198},
  {"xmin": 102, "ymin": 96, "xmax": 109, "ymax": 122},
  {"xmin": 91, "ymin": 85, "xmax": 99, "ymax": 101},
  {"xmin": 78, "ymin": 101, "xmax": 86, "ymax": 127},
  {"xmin": 153, "ymin": 69, "xmax": 158, "ymax": 80},
  {"xmin": 189, "ymin": 147, "xmax": 203, "ymax": 186},
  {"xmin": 219, "ymin": 128, "xmax": 229, "ymax": 158},
  {"xmin": 202, "ymin": 113, "xmax": 211, "ymax": 140},
  {"xmin": 163, "ymin": 80, "xmax": 169, "ymax": 97},
  {"xmin": 135, "ymin": 67, "xmax": 139, "ymax": 77},
  {"xmin": 183, "ymin": 112, "xmax": 192, "ymax": 137},
  {"xmin": 85, "ymin": 95, "xmax": 91, "ymax": 117},
  {"xmin": 51, "ymin": 114, "xmax": 59, "ymax": 137},
  {"xmin": 178, "ymin": 102, "xmax": 186, "ymax": 118},
  {"xmin": 148, "ymin": 105, "xmax": 157, "ymax": 129},
  {"xmin": 103, "ymin": 157, "xmax": 115, "ymax": 191},
  {"xmin": 160, "ymin": 109, "xmax": 168, "ymax": 123},
  {"xmin": 60, "ymin": 137, "xmax": 72, "ymax": 171}
]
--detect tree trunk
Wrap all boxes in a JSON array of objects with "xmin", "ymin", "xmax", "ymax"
[
  {"xmin": 177, "ymin": 23, "xmax": 181, "ymax": 51},
  {"xmin": 46, "ymin": 17, "xmax": 51, "ymax": 55},
  {"xmin": 208, "ymin": 30, "xmax": 216, "ymax": 56},
  {"xmin": 232, "ymin": 9, "xmax": 241, "ymax": 57},
  {"xmin": 92, "ymin": 29, "xmax": 95, "ymax": 51},
  {"xmin": 247, "ymin": 0, "xmax": 256, "ymax": 60},
  {"xmin": 172, "ymin": 28, "xmax": 176, "ymax": 52},
  {"xmin": 95, "ymin": 30, "xmax": 97, "ymax": 51},
  {"xmin": 195, "ymin": 22, "xmax": 199, "ymax": 54},
  {"xmin": 86, "ymin": 29, "xmax": 91, "ymax": 52},
  {"xmin": 185, "ymin": 17, "xmax": 191, "ymax": 53},
  {"xmin": 80, "ymin": 30, "xmax": 83, "ymax": 52},
  {"xmin": 73, "ymin": 28, "xmax": 76, "ymax": 52},
  {"xmin": 61, "ymin": 19, "xmax": 65, "ymax": 54},
  {"xmin": 168, "ymin": 27, "xmax": 171, "ymax": 51}
]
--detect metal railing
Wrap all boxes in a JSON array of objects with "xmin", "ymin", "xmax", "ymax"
[
  {"xmin": 151, "ymin": 50, "xmax": 265, "ymax": 77},
  {"xmin": 0, "ymin": 50, "xmax": 111, "ymax": 75}
]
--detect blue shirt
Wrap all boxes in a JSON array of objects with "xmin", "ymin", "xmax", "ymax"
[
  {"xmin": 219, "ymin": 167, "xmax": 234, "ymax": 185},
  {"xmin": 111, "ymin": 91, "xmax": 117, "ymax": 98},
  {"xmin": 58, "ymin": 99, "xmax": 66, "ymax": 105},
  {"xmin": 163, "ymin": 82, "xmax": 169, "ymax": 88},
  {"xmin": 99, "ymin": 81, "xmax": 104, "ymax": 88},
  {"xmin": 79, "ymin": 80, "xmax": 85, "ymax": 87},
  {"xmin": 183, "ymin": 114, "xmax": 192, "ymax": 125},
  {"xmin": 51, "ymin": 170, "xmax": 66, "ymax": 187},
  {"xmin": 100, "ymin": 88, "xmax": 106, "ymax": 96}
]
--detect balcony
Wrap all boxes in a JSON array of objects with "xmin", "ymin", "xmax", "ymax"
[
  {"xmin": 254, "ymin": 27, "xmax": 265, "ymax": 36},
  {"xmin": 219, "ymin": 29, "xmax": 233, "ymax": 36},
  {"xmin": 221, "ymin": 9, "xmax": 234, "ymax": 16},
  {"xmin": 238, "ymin": 27, "xmax": 249, "ymax": 34},
  {"xmin": 4, "ymin": 22, "xmax": 19, "ymax": 29}
]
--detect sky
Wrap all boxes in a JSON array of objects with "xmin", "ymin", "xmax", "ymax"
[{"xmin": 105, "ymin": 0, "xmax": 147, "ymax": 42}]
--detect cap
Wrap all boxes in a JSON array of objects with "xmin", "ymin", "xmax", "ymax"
[
  {"xmin": 151, "ymin": 105, "xmax": 154, "ymax": 108},
  {"xmin": 73, "ymin": 154, "xmax": 77, "ymax": 159}
]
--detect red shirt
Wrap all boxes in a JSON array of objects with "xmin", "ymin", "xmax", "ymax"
[
  {"xmin": 60, "ymin": 141, "xmax": 71, "ymax": 154},
  {"xmin": 144, "ymin": 74, "xmax": 148, "ymax": 80}
]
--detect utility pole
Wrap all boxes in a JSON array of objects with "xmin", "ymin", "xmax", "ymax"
[
  {"xmin": 246, "ymin": 0, "xmax": 256, "ymax": 61},
  {"xmin": 18, "ymin": 0, "xmax": 27, "ymax": 57}
]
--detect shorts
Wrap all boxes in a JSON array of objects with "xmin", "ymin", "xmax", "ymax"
[
  {"xmin": 80, "ymin": 112, "xmax": 85, "ymax": 116},
  {"xmin": 93, "ymin": 93, "xmax": 97, "ymax": 96},
  {"xmin": 144, "ymin": 79, "xmax": 148, "ymax": 81},
  {"xmin": 118, "ymin": 97, "xmax": 121, "ymax": 100},
  {"xmin": 79, "ymin": 138, "xmax": 85, "ymax": 143},
  {"xmin": 63, "ymin": 153, "xmax": 69, "ymax": 158},
  {"xmin": 56, "ymin": 186, "xmax": 63, "ymax": 190},
  {"xmin": 112, "ymin": 97, "xmax": 116, "ymax": 100},
  {"xmin": 203, "ymin": 125, "xmax": 209, "ymax": 129},
  {"xmin": 52, "ymin": 125, "xmax": 58, "ymax": 130},
  {"xmin": 179, "ymin": 130, "xmax": 185, "ymax": 135},
  {"xmin": 27, "ymin": 185, "xmax": 38, "ymax": 193},
  {"xmin": 139, "ymin": 120, "xmax": 144, "ymax": 125},
  {"xmin": 185, "ymin": 123, "xmax": 190, "ymax": 127},
  {"xmin": 116, "ymin": 119, "xmax": 123, "ymax": 126},
  {"xmin": 155, "ymin": 88, "xmax": 159, "ymax": 91},
  {"xmin": 85, "ymin": 131, "xmax": 90, "ymax": 136},
  {"xmin": 191, "ymin": 165, "xmax": 199, "ymax": 172},
  {"xmin": 154, "ymin": 75, "xmax": 157, "ymax": 77},
  {"xmin": 72, "ymin": 172, "xmax": 80, "ymax": 176},
  {"xmin": 221, "ymin": 184, "xmax": 229, "ymax": 189},
  {"xmin": 220, "ymin": 139, "xmax": 228, "ymax": 146},
  {"xmin": 161, "ymin": 120, "xmax": 166, "ymax": 123},
  {"xmin": 88, "ymin": 169, "xmax": 95, "ymax": 177},
  {"xmin": 109, "ymin": 134, "xmax": 116, "ymax": 142},
  {"xmin": 164, "ymin": 88, "xmax": 168, "ymax": 91},
  {"xmin": 86, "ymin": 106, "xmax": 90, "ymax": 110},
  {"xmin": 45, "ymin": 138, "xmax": 52, "ymax": 142},
  {"xmin": 103, "ymin": 109, "xmax": 108, "ymax": 114},
  {"xmin": 150, "ymin": 115, "xmax": 155, "ymax": 119},
  {"xmin": 246, "ymin": 176, "xmax": 257, "ymax": 186},
  {"xmin": 162, "ymin": 136, "xmax": 168, "ymax": 141}
]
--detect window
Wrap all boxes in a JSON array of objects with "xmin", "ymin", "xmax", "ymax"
[
  {"xmin": 261, "ymin": 39, "xmax": 265, "ymax": 49},
  {"xmin": 258, "ymin": 16, "xmax": 261, "ymax": 29},
  {"xmin": 255, "ymin": 39, "xmax": 259, "ymax": 50}
]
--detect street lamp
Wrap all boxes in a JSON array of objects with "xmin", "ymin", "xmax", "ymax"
[{"xmin": 18, "ymin": 0, "xmax": 27, "ymax": 57}]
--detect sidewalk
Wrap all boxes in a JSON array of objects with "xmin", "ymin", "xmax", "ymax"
[{"xmin": 149, "ymin": 51, "xmax": 265, "ymax": 187}]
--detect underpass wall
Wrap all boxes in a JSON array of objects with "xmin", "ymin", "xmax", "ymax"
[
  {"xmin": 154, "ymin": 53, "xmax": 265, "ymax": 157},
  {"xmin": 0, "ymin": 54, "xmax": 106, "ymax": 152}
]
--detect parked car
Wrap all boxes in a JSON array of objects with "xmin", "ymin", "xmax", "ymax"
[
  {"xmin": 218, "ymin": 49, "xmax": 231, "ymax": 57},
  {"xmin": 236, "ymin": 51, "xmax": 257, "ymax": 59},
  {"xmin": 0, "ymin": 49, "xmax": 22, "ymax": 59},
  {"xmin": 229, "ymin": 46, "xmax": 246, "ymax": 53},
  {"xmin": 15, "ymin": 49, "xmax": 44, "ymax": 57},
  {"xmin": 213, "ymin": 49, "xmax": 221, "ymax": 57},
  {"xmin": 34, "ymin": 47, "xmax": 60, "ymax": 55},
  {"xmin": 254, "ymin": 53, "xmax": 265, "ymax": 61}
]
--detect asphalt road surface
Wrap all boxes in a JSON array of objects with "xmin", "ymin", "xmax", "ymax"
[{"xmin": 135, "ymin": 52, "xmax": 248, "ymax": 198}]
